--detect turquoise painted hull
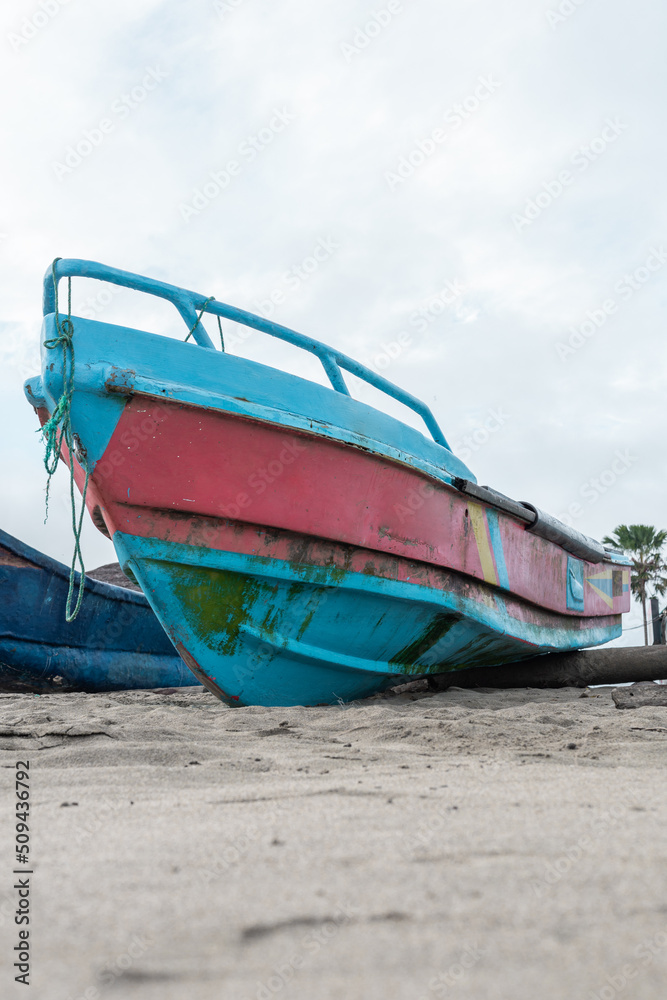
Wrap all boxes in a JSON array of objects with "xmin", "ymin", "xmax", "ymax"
[{"xmin": 113, "ymin": 533, "xmax": 621, "ymax": 707}]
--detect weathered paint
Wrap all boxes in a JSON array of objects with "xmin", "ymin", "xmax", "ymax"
[
  {"xmin": 0, "ymin": 528, "xmax": 199, "ymax": 692},
  {"xmin": 81, "ymin": 397, "xmax": 630, "ymax": 619},
  {"xmin": 24, "ymin": 259, "xmax": 632, "ymax": 706},
  {"xmin": 110, "ymin": 530, "xmax": 622, "ymax": 707}
]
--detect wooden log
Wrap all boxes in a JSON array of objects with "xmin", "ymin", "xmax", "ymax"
[
  {"xmin": 612, "ymin": 683, "xmax": 667, "ymax": 709},
  {"xmin": 427, "ymin": 646, "xmax": 667, "ymax": 691}
]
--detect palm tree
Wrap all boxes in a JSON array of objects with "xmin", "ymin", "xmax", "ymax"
[{"xmin": 602, "ymin": 525, "xmax": 667, "ymax": 645}]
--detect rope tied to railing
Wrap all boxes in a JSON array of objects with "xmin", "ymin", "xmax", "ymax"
[
  {"xmin": 40, "ymin": 258, "xmax": 90, "ymax": 621},
  {"xmin": 184, "ymin": 296, "xmax": 225, "ymax": 351}
]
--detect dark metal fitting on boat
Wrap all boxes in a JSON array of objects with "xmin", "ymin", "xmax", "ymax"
[
  {"xmin": 452, "ymin": 478, "xmax": 607, "ymax": 564},
  {"xmin": 73, "ymin": 434, "xmax": 87, "ymax": 464},
  {"xmin": 451, "ymin": 478, "xmax": 534, "ymax": 524},
  {"xmin": 520, "ymin": 503, "xmax": 606, "ymax": 563}
]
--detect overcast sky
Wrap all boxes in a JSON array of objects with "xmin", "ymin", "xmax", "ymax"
[{"xmin": 1, "ymin": 0, "xmax": 665, "ymax": 645}]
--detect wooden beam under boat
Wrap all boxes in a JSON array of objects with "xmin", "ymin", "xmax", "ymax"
[{"xmin": 424, "ymin": 646, "xmax": 667, "ymax": 690}]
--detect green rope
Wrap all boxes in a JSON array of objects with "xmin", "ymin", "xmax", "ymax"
[
  {"xmin": 184, "ymin": 296, "xmax": 215, "ymax": 342},
  {"xmin": 183, "ymin": 296, "xmax": 226, "ymax": 351},
  {"xmin": 184, "ymin": 296, "xmax": 225, "ymax": 351},
  {"xmin": 40, "ymin": 259, "xmax": 90, "ymax": 622}
]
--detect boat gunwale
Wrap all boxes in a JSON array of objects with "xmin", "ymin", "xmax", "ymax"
[
  {"xmin": 33, "ymin": 311, "xmax": 476, "ymax": 489},
  {"xmin": 0, "ymin": 528, "xmax": 149, "ymax": 606}
]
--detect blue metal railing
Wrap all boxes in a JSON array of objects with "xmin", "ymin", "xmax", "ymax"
[{"xmin": 44, "ymin": 258, "xmax": 451, "ymax": 450}]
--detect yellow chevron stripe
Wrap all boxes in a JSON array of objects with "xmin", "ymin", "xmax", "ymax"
[
  {"xmin": 587, "ymin": 582, "xmax": 614, "ymax": 608},
  {"xmin": 468, "ymin": 502, "xmax": 498, "ymax": 586},
  {"xmin": 586, "ymin": 569, "xmax": 613, "ymax": 582}
]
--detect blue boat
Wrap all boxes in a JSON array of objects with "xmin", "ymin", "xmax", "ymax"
[
  {"xmin": 24, "ymin": 259, "xmax": 630, "ymax": 706},
  {"xmin": 0, "ymin": 528, "xmax": 199, "ymax": 692}
]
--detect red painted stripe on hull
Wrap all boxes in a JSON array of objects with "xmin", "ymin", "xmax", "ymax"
[
  {"xmin": 42, "ymin": 395, "xmax": 625, "ymax": 622},
  {"xmin": 87, "ymin": 396, "xmax": 627, "ymax": 619}
]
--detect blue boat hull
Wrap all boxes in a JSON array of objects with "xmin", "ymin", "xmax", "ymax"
[
  {"xmin": 0, "ymin": 641, "xmax": 196, "ymax": 693},
  {"xmin": 0, "ymin": 529, "xmax": 199, "ymax": 692},
  {"xmin": 114, "ymin": 532, "xmax": 621, "ymax": 707}
]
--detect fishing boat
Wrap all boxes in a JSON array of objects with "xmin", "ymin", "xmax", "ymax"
[
  {"xmin": 0, "ymin": 528, "xmax": 199, "ymax": 692},
  {"xmin": 23, "ymin": 258, "xmax": 631, "ymax": 706}
]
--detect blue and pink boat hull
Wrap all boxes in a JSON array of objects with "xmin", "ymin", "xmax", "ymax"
[{"xmin": 24, "ymin": 259, "xmax": 631, "ymax": 705}]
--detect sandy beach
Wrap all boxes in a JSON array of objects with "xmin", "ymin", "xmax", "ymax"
[{"xmin": 1, "ymin": 684, "xmax": 666, "ymax": 1000}]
